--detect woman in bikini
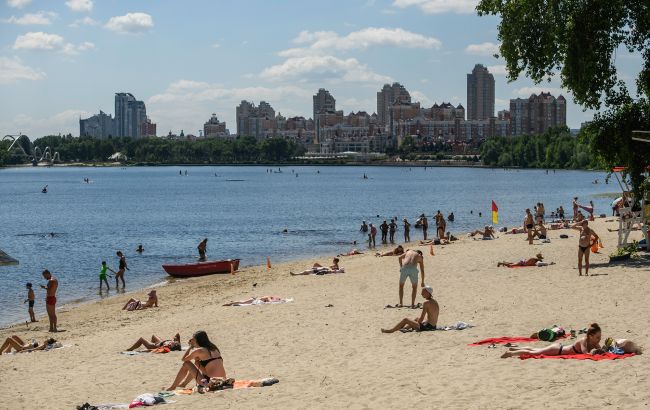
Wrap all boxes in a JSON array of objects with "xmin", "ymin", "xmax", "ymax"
[
  {"xmin": 115, "ymin": 251, "xmax": 128, "ymax": 288},
  {"xmin": 572, "ymin": 220, "xmax": 599, "ymax": 276},
  {"xmin": 0, "ymin": 335, "xmax": 57, "ymax": 354},
  {"xmin": 501, "ymin": 323, "xmax": 602, "ymax": 358},
  {"xmin": 166, "ymin": 330, "xmax": 226, "ymax": 390},
  {"xmin": 497, "ymin": 253, "xmax": 546, "ymax": 267},
  {"xmin": 126, "ymin": 333, "xmax": 181, "ymax": 352}
]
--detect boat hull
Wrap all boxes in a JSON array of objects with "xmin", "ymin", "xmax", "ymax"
[{"xmin": 162, "ymin": 259, "xmax": 240, "ymax": 277}]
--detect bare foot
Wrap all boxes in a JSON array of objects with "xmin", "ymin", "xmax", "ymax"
[{"xmin": 501, "ymin": 351, "xmax": 514, "ymax": 358}]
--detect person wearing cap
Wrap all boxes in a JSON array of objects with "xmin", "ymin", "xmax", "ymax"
[
  {"xmin": 381, "ymin": 286, "xmax": 439, "ymax": 333},
  {"xmin": 403, "ymin": 218, "xmax": 411, "ymax": 242},
  {"xmin": 122, "ymin": 290, "xmax": 158, "ymax": 311},
  {"xmin": 24, "ymin": 283, "xmax": 37, "ymax": 323},
  {"xmin": 397, "ymin": 249, "xmax": 425, "ymax": 308}
]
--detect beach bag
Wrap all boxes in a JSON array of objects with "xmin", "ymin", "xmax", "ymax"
[{"xmin": 537, "ymin": 328, "xmax": 557, "ymax": 342}]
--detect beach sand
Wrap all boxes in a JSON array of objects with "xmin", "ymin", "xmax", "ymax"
[{"xmin": 0, "ymin": 218, "xmax": 648, "ymax": 409}]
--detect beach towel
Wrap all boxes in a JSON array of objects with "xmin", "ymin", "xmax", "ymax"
[
  {"xmin": 437, "ymin": 322, "xmax": 474, "ymax": 331},
  {"xmin": 313, "ymin": 267, "xmax": 345, "ymax": 275},
  {"xmin": 469, "ymin": 334, "xmax": 570, "ymax": 346},
  {"xmin": 519, "ymin": 353, "xmax": 635, "ymax": 361},
  {"xmin": 228, "ymin": 297, "xmax": 293, "ymax": 307}
]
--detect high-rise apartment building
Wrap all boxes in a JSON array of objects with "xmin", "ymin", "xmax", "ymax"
[
  {"xmin": 467, "ymin": 64, "xmax": 495, "ymax": 120},
  {"xmin": 313, "ymin": 88, "xmax": 336, "ymax": 121},
  {"xmin": 79, "ymin": 110, "xmax": 114, "ymax": 139},
  {"xmin": 203, "ymin": 113, "xmax": 228, "ymax": 137},
  {"xmin": 377, "ymin": 83, "xmax": 411, "ymax": 126},
  {"xmin": 114, "ymin": 93, "xmax": 148, "ymax": 138},
  {"xmin": 236, "ymin": 100, "xmax": 276, "ymax": 138},
  {"xmin": 510, "ymin": 92, "xmax": 566, "ymax": 136},
  {"xmin": 140, "ymin": 117, "xmax": 157, "ymax": 137}
]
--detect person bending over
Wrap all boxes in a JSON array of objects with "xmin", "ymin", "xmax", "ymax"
[
  {"xmin": 501, "ymin": 323, "xmax": 602, "ymax": 358},
  {"xmin": 126, "ymin": 333, "xmax": 181, "ymax": 352},
  {"xmin": 382, "ymin": 286, "xmax": 439, "ymax": 333},
  {"xmin": 166, "ymin": 330, "xmax": 226, "ymax": 391}
]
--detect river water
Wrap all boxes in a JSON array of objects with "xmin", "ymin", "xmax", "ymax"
[{"xmin": 0, "ymin": 165, "xmax": 614, "ymax": 326}]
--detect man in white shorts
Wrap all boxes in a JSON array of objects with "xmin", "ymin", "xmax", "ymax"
[{"xmin": 397, "ymin": 249, "xmax": 425, "ymax": 308}]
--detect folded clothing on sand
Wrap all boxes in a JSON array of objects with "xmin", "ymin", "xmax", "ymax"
[
  {"xmin": 519, "ymin": 353, "xmax": 635, "ymax": 361},
  {"xmin": 468, "ymin": 334, "xmax": 570, "ymax": 346}
]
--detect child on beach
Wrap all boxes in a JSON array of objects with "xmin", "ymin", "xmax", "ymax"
[
  {"xmin": 382, "ymin": 286, "xmax": 439, "ymax": 333},
  {"xmin": 99, "ymin": 261, "xmax": 115, "ymax": 290},
  {"xmin": 24, "ymin": 283, "xmax": 37, "ymax": 322}
]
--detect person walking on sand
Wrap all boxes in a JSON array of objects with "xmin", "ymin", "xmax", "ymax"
[
  {"xmin": 397, "ymin": 249, "xmax": 425, "ymax": 308},
  {"xmin": 524, "ymin": 208, "xmax": 534, "ymax": 245},
  {"xmin": 115, "ymin": 251, "xmax": 129, "ymax": 288},
  {"xmin": 99, "ymin": 261, "xmax": 115, "ymax": 291},
  {"xmin": 40, "ymin": 270, "xmax": 58, "ymax": 332},
  {"xmin": 24, "ymin": 283, "xmax": 37, "ymax": 323},
  {"xmin": 403, "ymin": 218, "xmax": 411, "ymax": 242},
  {"xmin": 572, "ymin": 220, "xmax": 599, "ymax": 276},
  {"xmin": 197, "ymin": 238, "xmax": 208, "ymax": 261},
  {"xmin": 389, "ymin": 219, "xmax": 397, "ymax": 244},
  {"xmin": 369, "ymin": 223, "xmax": 377, "ymax": 248},
  {"xmin": 382, "ymin": 286, "xmax": 439, "ymax": 333},
  {"xmin": 421, "ymin": 214, "xmax": 429, "ymax": 240}
]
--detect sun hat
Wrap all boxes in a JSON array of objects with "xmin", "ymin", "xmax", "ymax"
[{"xmin": 423, "ymin": 285, "xmax": 433, "ymax": 297}]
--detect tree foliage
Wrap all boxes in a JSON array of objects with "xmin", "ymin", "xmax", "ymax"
[{"xmin": 477, "ymin": 0, "xmax": 650, "ymax": 194}]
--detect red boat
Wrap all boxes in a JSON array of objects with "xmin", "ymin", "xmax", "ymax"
[{"xmin": 162, "ymin": 259, "xmax": 240, "ymax": 278}]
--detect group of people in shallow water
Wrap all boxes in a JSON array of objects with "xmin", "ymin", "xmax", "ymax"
[{"xmin": 360, "ymin": 210, "xmax": 454, "ymax": 248}]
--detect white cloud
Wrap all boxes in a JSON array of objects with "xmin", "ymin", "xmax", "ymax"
[
  {"xmin": 465, "ymin": 42, "xmax": 500, "ymax": 56},
  {"xmin": 0, "ymin": 56, "xmax": 45, "ymax": 84},
  {"xmin": 513, "ymin": 86, "xmax": 566, "ymax": 97},
  {"xmin": 69, "ymin": 16, "xmax": 98, "ymax": 27},
  {"xmin": 287, "ymin": 27, "xmax": 442, "ymax": 54},
  {"xmin": 411, "ymin": 90, "xmax": 432, "ymax": 106},
  {"xmin": 495, "ymin": 98, "xmax": 509, "ymax": 108},
  {"xmin": 65, "ymin": 0, "xmax": 93, "ymax": 12},
  {"xmin": 7, "ymin": 0, "xmax": 32, "ymax": 9},
  {"xmin": 3, "ymin": 12, "xmax": 57, "ymax": 25},
  {"xmin": 2, "ymin": 109, "xmax": 89, "ymax": 138},
  {"xmin": 260, "ymin": 55, "xmax": 391, "ymax": 84},
  {"xmin": 105, "ymin": 12, "xmax": 154, "ymax": 33},
  {"xmin": 211, "ymin": 42, "xmax": 220, "ymax": 48},
  {"xmin": 487, "ymin": 64, "xmax": 507, "ymax": 75},
  {"xmin": 392, "ymin": 0, "xmax": 478, "ymax": 14},
  {"xmin": 13, "ymin": 32, "xmax": 94, "ymax": 55}
]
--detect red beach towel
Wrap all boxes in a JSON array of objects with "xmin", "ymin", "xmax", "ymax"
[
  {"xmin": 469, "ymin": 334, "xmax": 570, "ymax": 346},
  {"xmin": 519, "ymin": 353, "xmax": 635, "ymax": 361}
]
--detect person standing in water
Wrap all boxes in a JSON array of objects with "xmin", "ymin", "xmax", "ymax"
[
  {"xmin": 24, "ymin": 283, "xmax": 37, "ymax": 323},
  {"xmin": 198, "ymin": 238, "xmax": 208, "ymax": 261},
  {"xmin": 40, "ymin": 270, "xmax": 58, "ymax": 332},
  {"xmin": 115, "ymin": 251, "xmax": 129, "ymax": 288},
  {"xmin": 99, "ymin": 261, "xmax": 115, "ymax": 291},
  {"xmin": 403, "ymin": 218, "xmax": 411, "ymax": 242}
]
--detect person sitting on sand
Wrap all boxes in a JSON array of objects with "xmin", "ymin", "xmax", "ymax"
[
  {"xmin": 497, "ymin": 253, "xmax": 552, "ymax": 267},
  {"xmin": 375, "ymin": 245, "xmax": 404, "ymax": 257},
  {"xmin": 381, "ymin": 286, "xmax": 439, "ymax": 333},
  {"xmin": 126, "ymin": 333, "xmax": 181, "ymax": 352},
  {"xmin": 501, "ymin": 323, "xmax": 602, "ymax": 358},
  {"xmin": 122, "ymin": 290, "xmax": 158, "ymax": 311},
  {"xmin": 166, "ymin": 330, "xmax": 226, "ymax": 391},
  {"xmin": 223, "ymin": 296, "xmax": 284, "ymax": 306},
  {"xmin": 469, "ymin": 225, "xmax": 495, "ymax": 239},
  {"xmin": 531, "ymin": 220, "xmax": 548, "ymax": 240},
  {"xmin": 0, "ymin": 336, "xmax": 58, "ymax": 354}
]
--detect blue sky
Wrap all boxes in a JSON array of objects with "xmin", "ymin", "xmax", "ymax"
[{"xmin": 0, "ymin": 0, "xmax": 644, "ymax": 138}]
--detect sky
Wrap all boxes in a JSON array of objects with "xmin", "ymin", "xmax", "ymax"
[{"xmin": 0, "ymin": 0, "xmax": 644, "ymax": 139}]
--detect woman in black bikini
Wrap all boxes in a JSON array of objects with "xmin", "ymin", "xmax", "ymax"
[
  {"xmin": 115, "ymin": 251, "xmax": 128, "ymax": 288},
  {"xmin": 501, "ymin": 323, "xmax": 602, "ymax": 358},
  {"xmin": 572, "ymin": 220, "xmax": 599, "ymax": 276},
  {"xmin": 166, "ymin": 330, "xmax": 226, "ymax": 390}
]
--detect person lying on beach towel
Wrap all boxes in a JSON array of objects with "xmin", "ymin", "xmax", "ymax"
[
  {"xmin": 0, "ymin": 335, "xmax": 60, "ymax": 354},
  {"xmin": 122, "ymin": 290, "xmax": 158, "ymax": 311},
  {"xmin": 222, "ymin": 296, "xmax": 293, "ymax": 306},
  {"xmin": 497, "ymin": 253, "xmax": 553, "ymax": 267},
  {"xmin": 375, "ymin": 245, "xmax": 404, "ymax": 257},
  {"xmin": 337, "ymin": 249, "xmax": 363, "ymax": 257},
  {"xmin": 501, "ymin": 323, "xmax": 602, "ymax": 358},
  {"xmin": 125, "ymin": 333, "xmax": 181, "ymax": 352},
  {"xmin": 469, "ymin": 225, "xmax": 496, "ymax": 239},
  {"xmin": 381, "ymin": 286, "xmax": 439, "ymax": 333},
  {"xmin": 290, "ymin": 267, "xmax": 345, "ymax": 275}
]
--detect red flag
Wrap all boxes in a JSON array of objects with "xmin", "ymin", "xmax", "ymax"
[{"xmin": 491, "ymin": 201, "xmax": 498, "ymax": 224}]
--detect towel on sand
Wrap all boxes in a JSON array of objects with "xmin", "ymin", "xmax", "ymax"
[
  {"xmin": 519, "ymin": 353, "xmax": 635, "ymax": 361},
  {"xmin": 228, "ymin": 298, "xmax": 293, "ymax": 307},
  {"xmin": 469, "ymin": 334, "xmax": 570, "ymax": 346}
]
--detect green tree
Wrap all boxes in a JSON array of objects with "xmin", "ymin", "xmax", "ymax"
[{"xmin": 477, "ymin": 0, "xmax": 650, "ymax": 193}]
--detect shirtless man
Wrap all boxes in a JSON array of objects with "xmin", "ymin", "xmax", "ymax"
[
  {"xmin": 524, "ymin": 208, "xmax": 534, "ymax": 245},
  {"xmin": 532, "ymin": 220, "xmax": 548, "ymax": 240},
  {"xmin": 389, "ymin": 219, "xmax": 397, "ymax": 244},
  {"xmin": 381, "ymin": 286, "xmax": 439, "ymax": 333},
  {"xmin": 40, "ymin": 269, "xmax": 58, "ymax": 332},
  {"xmin": 572, "ymin": 197, "xmax": 579, "ymax": 220},
  {"xmin": 421, "ymin": 215, "xmax": 429, "ymax": 240},
  {"xmin": 197, "ymin": 238, "xmax": 208, "ymax": 261},
  {"xmin": 403, "ymin": 218, "xmax": 411, "ymax": 242},
  {"xmin": 470, "ymin": 225, "xmax": 495, "ymax": 239},
  {"xmin": 572, "ymin": 220, "xmax": 599, "ymax": 276},
  {"xmin": 397, "ymin": 249, "xmax": 425, "ymax": 308}
]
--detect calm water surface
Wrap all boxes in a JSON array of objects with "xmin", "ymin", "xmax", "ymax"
[{"xmin": 0, "ymin": 165, "xmax": 614, "ymax": 326}]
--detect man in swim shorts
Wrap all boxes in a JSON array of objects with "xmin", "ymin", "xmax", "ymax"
[
  {"xmin": 40, "ymin": 269, "xmax": 58, "ymax": 332},
  {"xmin": 397, "ymin": 249, "xmax": 425, "ymax": 308},
  {"xmin": 524, "ymin": 208, "xmax": 534, "ymax": 245},
  {"xmin": 381, "ymin": 285, "xmax": 439, "ymax": 333}
]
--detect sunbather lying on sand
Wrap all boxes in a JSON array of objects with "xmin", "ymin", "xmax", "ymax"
[
  {"xmin": 593, "ymin": 338, "xmax": 643, "ymax": 355},
  {"xmin": 381, "ymin": 286, "xmax": 439, "ymax": 333},
  {"xmin": 497, "ymin": 253, "xmax": 552, "ymax": 267},
  {"xmin": 290, "ymin": 258, "xmax": 342, "ymax": 275},
  {"xmin": 469, "ymin": 225, "xmax": 495, "ymax": 239},
  {"xmin": 122, "ymin": 290, "xmax": 158, "ymax": 311},
  {"xmin": 337, "ymin": 249, "xmax": 363, "ymax": 257},
  {"xmin": 0, "ymin": 335, "xmax": 58, "ymax": 354},
  {"xmin": 126, "ymin": 333, "xmax": 181, "ymax": 352},
  {"xmin": 501, "ymin": 323, "xmax": 601, "ymax": 358},
  {"xmin": 376, "ymin": 245, "xmax": 404, "ymax": 257},
  {"xmin": 223, "ymin": 296, "xmax": 285, "ymax": 306}
]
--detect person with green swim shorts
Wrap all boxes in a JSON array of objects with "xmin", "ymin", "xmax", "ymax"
[
  {"xmin": 397, "ymin": 249, "xmax": 425, "ymax": 308},
  {"xmin": 99, "ymin": 261, "xmax": 115, "ymax": 291}
]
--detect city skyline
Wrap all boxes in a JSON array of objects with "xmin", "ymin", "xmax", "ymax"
[{"xmin": 0, "ymin": 0, "xmax": 644, "ymax": 138}]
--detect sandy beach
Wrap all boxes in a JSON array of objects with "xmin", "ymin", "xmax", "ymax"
[{"xmin": 0, "ymin": 217, "xmax": 648, "ymax": 409}]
